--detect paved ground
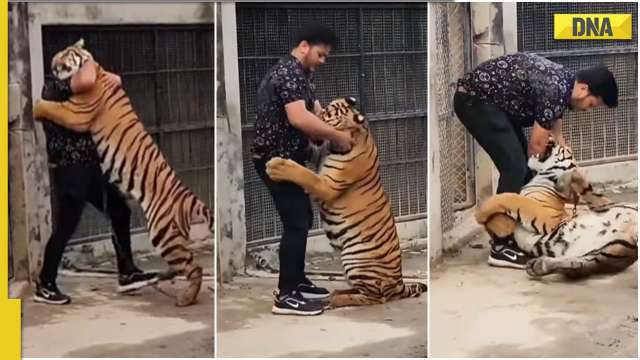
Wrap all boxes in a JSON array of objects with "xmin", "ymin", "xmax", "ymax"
[
  {"xmin": 21, "ymin": 253, "xmax": 214, "ymax": 357},
  {"xmin": 430, "ymin": 189, "xmax": 638, "ymax": 357},
  {"xmin": 217, "ymin": 250, "xmax": 427, "ymax": 358}
]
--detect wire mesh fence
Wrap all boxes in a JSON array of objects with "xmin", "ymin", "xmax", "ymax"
[
  {"xmin": 41, "ymin": 25, "xmax": 215, "ymax": 244},
  {"xmin": 236, "ymin": 3, "xmax": 428, "ymax": 245},
  {"xmin": 518, "ymin": 2, "xmax": 638, "ymax": 165},
  {"xmin": 432, "ymin": 3, "xmax": 474, "ymax": 232}
]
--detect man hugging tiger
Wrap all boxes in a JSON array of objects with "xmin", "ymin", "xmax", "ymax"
[
  {"xmin": 33, "ymin": 39, "xmax": 214, "ymax": 307},
  {"xmin": 253, "ymin": 23, "xmax": 426, "ymax": 316}
]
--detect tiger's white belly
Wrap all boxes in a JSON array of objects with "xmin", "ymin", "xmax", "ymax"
[{"xmin": 514, "ymin": 204, "xmax": 638, "ymax": 258}]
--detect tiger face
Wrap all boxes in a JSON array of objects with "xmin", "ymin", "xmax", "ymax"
[
  {"xmin": 51, "ymin": 38, "xmax": 94, "ymax": 80},
  {"xmin": 528, "ymin": 138, "xmax": 576, "ymax": 174},
  {"xmin": 320, "ymin": 97, "xmax": 367, "ymax": 132},
  {"xmin": 527, "ymin": 138, "xmax": 587, "ymax": 200}
]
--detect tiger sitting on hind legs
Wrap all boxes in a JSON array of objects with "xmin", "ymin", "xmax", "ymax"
[
  {"xmin": 475, "ymin": 138, "xmax": 637, "ymax": 279},
  {"xmin": 266, "ymin": 97, "xmax": 427, "ymax": 308},
  {"xmin": 33, "ymin": 39, "xmax": 214, "ymax": 306}
]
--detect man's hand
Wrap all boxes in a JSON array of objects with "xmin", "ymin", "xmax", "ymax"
[
  {"xmin": 286, "ymin": 100, "xmax": 355, "ymax": 151},
  {"xmin": 528, "ymin": 121, "xmax": 551, "ymax": 157},
  {"xmin": 330, "ymin": 129, "xmax": 355, "ymax": 153},
  {"xmin": 103, "ymin": 71, "xmax": 122, "ymax": 88}
]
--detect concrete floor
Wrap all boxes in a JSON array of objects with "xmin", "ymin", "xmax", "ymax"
[
  {"xmin": 430, "ymin": 189, "xmax": 638, "ymax": 357},
  {"xmin": 21, "ymin": 253, "xmax": 214, "ymax": 357},
  {"xmin": 217, "ymin": 250, "xmax": 427, "ymax": 358}
]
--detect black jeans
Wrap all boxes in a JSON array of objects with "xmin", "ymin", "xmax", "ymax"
[
  {"xmin": 254, "ymin": 157, "xmax": 313, "ymax": 294},
  {"xmin": 39, "ymin": 164, "xmax": 137, "ymax": 285},
  {"xmin": 454, "ymin": 91, "xmax": 533, "ymax": 194}
]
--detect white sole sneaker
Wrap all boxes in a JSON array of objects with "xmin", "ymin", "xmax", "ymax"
[
  {"xmin": 299, "ymin": 292, "xmax": 330, "ymax": 300},
  {"xmin": 116, "ymin": 277, "xmax": 159, "ymax": 293},
  {"xmin": 33, "ymin": 294, "xmax": 71, "ymax": 305},
  {"xmin": 271, "ymin": 305, "xmax": 323, "ymax": 316},
  {"xmin": 488, "ymin": 256, "xmax": 526, "ymax": 269}
]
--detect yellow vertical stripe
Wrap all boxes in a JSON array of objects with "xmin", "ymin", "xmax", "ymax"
[{"xmin": 1, "ymin": 1, "xmax": 23, "ymax": 359}]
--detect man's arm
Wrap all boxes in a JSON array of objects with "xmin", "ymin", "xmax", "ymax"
[
  {"xmin": 285, "ymin": 100, "xmax": 353, "ymax": 151},
  {"xmin": 529, "ymin": 118, "xmax": 566, "ymax": 156},
  {"xmin": 551, "ymin": 118, "xmax": 566, "ymax": 146},
  {"xmin": 314, "ymin": 100, "xmax": 322, "ymax": 116},
  {"xmin": 528, "ymin": 122, "xmax": 551, "ymax": 157},
  {"xmin": 69, "ymin": 59, "xmax": 97, "ymax": 93},
  {"xmin": 69, "ymin": 60, "xmax": 122, "ymax": 94}
]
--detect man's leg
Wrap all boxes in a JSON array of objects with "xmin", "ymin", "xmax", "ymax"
[
  {"xmin": 86, "ymin": 167, "xmax": 158, "ymax": 292},
  {"xmin": 454, "ymin": 92, "xmax": 531, "ymax": 269},
  {"xmin": 254, "ymin": 158, "xmax": 323, "ymax": 315},
  {"xmin": 36, "ymin": 166, "xmax": 91, "ymax": 304},
  {"xmin": 454, "ymin": 92, "xmax": 529, "ymax": 194}
]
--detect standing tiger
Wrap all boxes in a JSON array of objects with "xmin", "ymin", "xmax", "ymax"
[
  {"xmin": 266, "ymin": 97, "xmax": 427, "ymax": 307},
  {"xmin": 33, "ymin": 39, "xmax": 213, "ymax": 306},
  {"xmin": 475, "ymin": 139, "xmax": 637, "ymax": 278}
]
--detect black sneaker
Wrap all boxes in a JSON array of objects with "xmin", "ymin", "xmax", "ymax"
[
  {"xmin": 117, "ymin": 271, "xmax": 159, "ymax": 293},
  {"xmin": 297, "ymin": 278, "xmax": 330, "ymax": 300},
  {"xmin": 34, "ymin": 282, "xmax": 71, "ymax": 305},
  {"xmin": 488, "ymin": 238, "xmax": 531, "ymax": 269},
  {"xmin": 272, "ymin": 290, "xmax": 324, "ymax": 316}
]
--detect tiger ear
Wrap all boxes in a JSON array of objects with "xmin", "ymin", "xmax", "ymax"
[
  {"xmin": 73, "ymin": 38, "xmax": 85, "ymax": 48},
  {"xmin": 345, "ymin": 97, "xmax": 357, "ymax": 106}
]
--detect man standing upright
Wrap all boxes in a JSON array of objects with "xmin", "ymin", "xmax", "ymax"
[
  {"xmin": 252, "ymin": 23, "xmax": 353, "ymax": 316},
  {"xmin": 35, "ymin": 59, "xmax": 158, "ymax": 305}
]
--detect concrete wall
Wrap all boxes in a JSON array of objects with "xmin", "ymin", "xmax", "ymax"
[
  {"xmin": 216, "ymin": 3, "xmax": 247, "ymax": 280},
  {"xmin": 470, "ymin": 2, "xmax": 511, "ymax": 204},
  {"xmin": 8, "ymin": 3, "xmax": 52, "ymax": 283},
  {"xmin": 427, "ymin": 4, "xmax": 444, "ymax": 262}
]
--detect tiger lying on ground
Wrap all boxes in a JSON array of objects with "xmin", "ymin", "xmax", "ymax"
[
  {"xmin": 33, "ymin": 39, "xmax": 213, "ymax": 306},
  {"xmin": 475, "ymin": 139, "xmax": 637, "ymax": 278},
  {"xmin": 265, "ymin": 97, "xmax": 427, "ymax": 307}
]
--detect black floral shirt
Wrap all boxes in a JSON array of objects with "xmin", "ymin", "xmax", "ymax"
[
  {"xmin": 458, "ymin": 53, "xmax": 575, "ymax": 129},
  {"xmin": 41, "ymin": 78, "xmax": 100, "ymax": 167},
  {"xmin": 252, "ymin": 55, "xmax": 317, "ymax": 161}
]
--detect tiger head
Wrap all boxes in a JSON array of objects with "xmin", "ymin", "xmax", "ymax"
[
  {"xmin": 50, "ymin": 38, "xmax": 94, "ymax": 80},
  {"xmin": 527, "ymin": 137, "xmax": 590, "ymax": 202},
  {"xmin": 320, "ymin": 97, "xmax": 367, "ymax": 133},
  {"xmin": 528, "ymin": 137, "xmax": 576, "ymax": 174}
]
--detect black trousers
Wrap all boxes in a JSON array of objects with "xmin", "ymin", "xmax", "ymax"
[
  {"xmin": 454, "ymin": 91, "xmax": 533, "ymax": 194},
  {"xmin": 254, "ymin": 157, "xmax": 313, "ymax": 293},
  {"xmin": 39, "ymin": 164, "xmax": 137, "ymax": 285}
]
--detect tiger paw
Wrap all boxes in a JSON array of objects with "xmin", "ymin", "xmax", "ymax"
[
  {"xmin": 266, "ymin": 157, "xmax": 295, "ymax": 182},
  {"xmin": 175, "ymin": 271, "xmax": 202, "ymax": 307},
  {"xmin": 525, "ymin": 257, "xmax": 552, "ymax": 277},
  {"xmin": 33, "ymin": 99, "xmax": 47, "ymax": 120}
]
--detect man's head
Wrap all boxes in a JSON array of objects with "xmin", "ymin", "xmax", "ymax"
[
  {"xmin": 292, "ymin": 23, "xmax": 336, "ymax": 72},
  {"xmin": 570, "ymin": 65, "xmax": 618, "ymax": 111}
]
